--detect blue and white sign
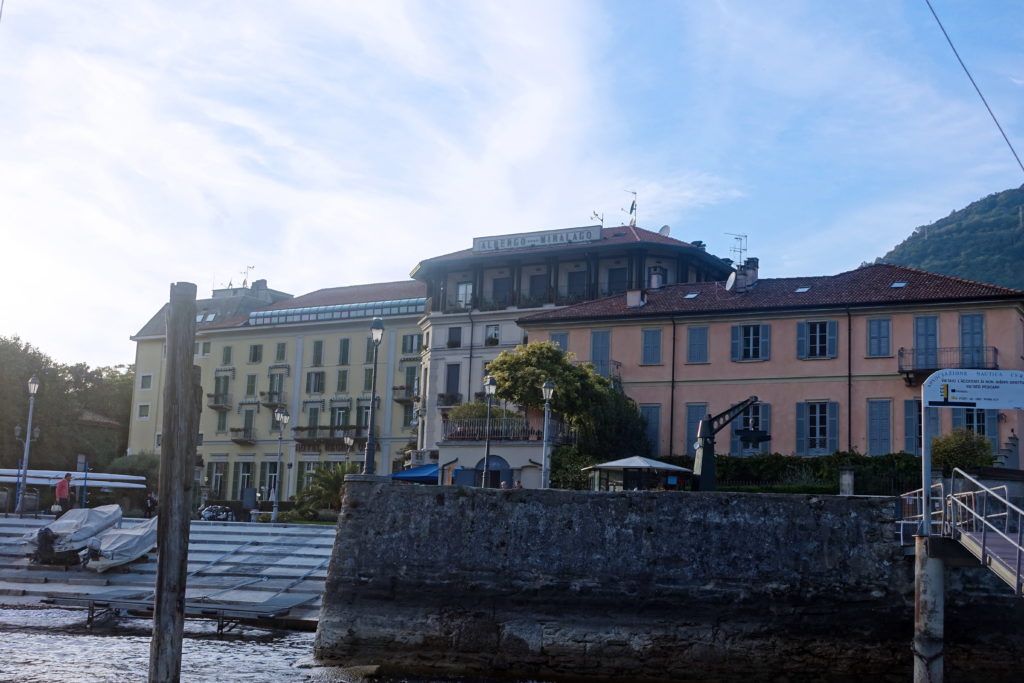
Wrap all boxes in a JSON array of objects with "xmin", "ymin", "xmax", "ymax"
[{"xmin": 922, "ymin": 368, "xmax": 1024, "ymax": 411}]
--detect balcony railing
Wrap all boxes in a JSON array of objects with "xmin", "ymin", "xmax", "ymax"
[
  {"xmin": 437, "ymin": 392, "xmax": 463, "ymax": 407},
  {"xmin": 391, "ymin": 387, "xmax": 418, "ymax": 403},
  {"xmin": 574, "ymin": 359, "xmax": 622, "ymax": 380},
  {"xmin": 442, "ymin": 417, "xmax": 573, "ymax": 443},
  {"xmin": 898, "ymin": 346, "xmax": 998, "ymax": 373},
  {"xmin": 259, "ymin": 390, "xmax": 287, "ymax": 408},
  {"xmin": 293, "ymin": 425, "xmax": 367, "ymax": 441},
  {"xmin": 229, "ymin": 426, "xmax": 256, "ymax": 444},
  {"xmin": 206, "ymin": 393, "xmax": 232, "ymax": 411}
]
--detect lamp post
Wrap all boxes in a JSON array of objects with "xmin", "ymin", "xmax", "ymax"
[
  {"xmin": 272, "ymin": 407, "xmax": 289, "ymax": 522},
  {"xmin": 363, "ymin": 317, "xmax": 385, "ymax": 475},
  {"xmin": 481, "ymin": 375, "xmax": 497, "ymax": 488},
  {"xmin": 15, "ymin": 375, "xmax": 41, "ymax": 517},
  {"xmin": 541, "ymin": 380, "xmax": 555, "ymax": 489}
]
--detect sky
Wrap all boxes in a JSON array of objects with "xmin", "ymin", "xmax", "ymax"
[{"xmin": 1, "ymin": 0, "xmax": 1022, "ymax": 369}]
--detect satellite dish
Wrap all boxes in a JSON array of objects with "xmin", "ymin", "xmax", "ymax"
[
  {"xmin": 725, "ymin": 272, "xmax": 737, "ymax": 292},
  {"xmin": 658, "ymin": 224, "xmax": 671, "ymax": 236}
]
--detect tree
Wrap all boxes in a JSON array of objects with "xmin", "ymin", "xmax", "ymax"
[
  {"xmin": 294, "ymin": 462, "xmax": 360, "ymax": 513},
  {"xmin": 931, "ymin": 428, "xmax": 996, "ymax": 472},
  {"xmin": 484, "ymin": 342, "xmax": 651, "ymax": 483}
]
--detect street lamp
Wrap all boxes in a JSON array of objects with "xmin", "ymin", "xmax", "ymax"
[
  {"xmin": 541, "ymin": 380, "xmax": 555, "ymax": 489},
  {"xmin": 363, "ymin": 317, "xmax": 385, "ymax": 475},
  {"xmin": 272, "ymin": 407, "xmax": 289, "ymax": 522},
  {"xmin": 481, "ymin": 375, "xmax": 497, "ymax": 488},
  {"xmin": 15, "ymin": 375, "xmax": 41, "ymax": 517}
]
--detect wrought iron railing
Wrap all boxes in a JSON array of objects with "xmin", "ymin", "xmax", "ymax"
[
  {"xmin": 206, "ymin": 393, "xmax": 233, "ymax": 410},
  {"xmin": 897, "ymin": 346, "xmax": 998, "ymax": 373},
  {"xmin": 442, "ymin": 417, "xmax": 573, "ymax": 443}
]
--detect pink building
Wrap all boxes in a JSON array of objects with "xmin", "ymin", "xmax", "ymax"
[{"xmin": 520, "ymin": 261, "xmax": 1024, "ymax": 467}]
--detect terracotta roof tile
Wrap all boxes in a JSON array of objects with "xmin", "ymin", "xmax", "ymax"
[
  {"xmin": 519, "ymin": 264, "xmax": 1022, "ymax": 324},
  {"xmin": 260, "ymin": 280, "xmax": 425, "ymax": 310}
]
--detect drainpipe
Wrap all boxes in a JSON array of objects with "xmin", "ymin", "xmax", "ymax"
[
  {"xmin": 847, "ymin": 308, "xmax": 853, "ymax": 452},
  {"xmin": 467, "ymin": 308, "xmax": 475, "ymax": 401},
  {"xmin": 669, "ymin": 318, "xmax": 678, "ymax": 457}
]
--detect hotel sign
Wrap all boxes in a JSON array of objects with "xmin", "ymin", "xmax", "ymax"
[{"xmin": 472, "ymin": 226, "xmax": 601, "ymax": 253}]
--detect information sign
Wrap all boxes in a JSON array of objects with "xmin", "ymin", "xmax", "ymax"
[{"xmin": 922, "ymin": 369, "xmax": 1024, "ymax": 411}]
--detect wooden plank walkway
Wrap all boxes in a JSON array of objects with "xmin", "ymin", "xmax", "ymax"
[{"xmin": 957, "ymin": 529, "xmax": 1024, "ymax": 595}]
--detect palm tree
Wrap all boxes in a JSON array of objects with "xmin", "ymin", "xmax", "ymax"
[{"xmin": 295, "ymin": 462, "xmax": 359, "ymax": 513}]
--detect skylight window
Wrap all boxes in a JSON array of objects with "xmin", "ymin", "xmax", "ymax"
[
  {"xmin": 891, "ymin": 282, "xmax": 908, "ymax": 288},
  {"xmin": 684, "ymin": 292, "xmax": 699, "ymax": 299},
  {"xmin": 794, "ymin": 286, "xmax": 810, "ymax": 293}
]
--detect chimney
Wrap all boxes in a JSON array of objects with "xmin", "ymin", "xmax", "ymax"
[
  {"xmin": 626, "ymin": 289, "xmax": 646, "ymax": 308},
  {"xmin": 735, "ymin": 258, "xmax": 759, "ymax": 293}
]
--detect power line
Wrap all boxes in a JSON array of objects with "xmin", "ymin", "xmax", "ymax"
[{"xmin": 924, "ymin": 0, "xmax": 1024, "ymax": 176}]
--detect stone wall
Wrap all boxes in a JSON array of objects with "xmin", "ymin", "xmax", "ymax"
[{"xmin": 314, "ymin": 477, "xmax": 1024, "ymax": 681}]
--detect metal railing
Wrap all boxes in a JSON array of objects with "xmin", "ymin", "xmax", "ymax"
[
  {"xmin": 207, "ymin": 393, "xmax": 233, "ymax": 410},
  {"xmin": 947, "ymin": 468, "xmax": 1022, "ymax": 596},
  {"xmin": 897, "ymin": 482, "xmax": 946, "ymax": 546},
  {"xmin": 897, "ymin": 346, "xmax": 998, "ymax": 373},
  {"xmin": 442, "ymin": 417, "xmax": 573, "ymax": 443}
]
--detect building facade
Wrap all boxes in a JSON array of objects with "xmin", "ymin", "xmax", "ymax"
[
  {"xmin": 519, "ymin": 261, "xmax": 1024, "ymax": 467},
  {"xmin": 128, "ymin": 279, "xmax": 427, "ymax": 504},
  {"xmin": 410, "ymin": 224, "xmax": 733, "ymax": 455}
]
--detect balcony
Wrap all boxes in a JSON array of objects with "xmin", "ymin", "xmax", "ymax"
[
  {"xmin": 404, "ymin": 449, "xmax": 440, "ymax": 467},
  {"xmin": 259, "ymin": 390, "xmax": 287, "ymax": 408},
  {"xmin": 392, "ymin": 386, "xmax": 418, "ymax": 404},
  {"xmin": 229, "ymin": 426, "xmax": 256, "ymax": 445},
  {"xmin": 437, "ymin": 392, "xmax": 463, "ymax": 407},
  {"xmin": 574, "ymin": 359, "xmax": 622, "ymax": 381},
  {"xmin": 441, "ymin": 418, "xmax": 574, "ymax": 444},
  {"xmin": 897, "ymin": 346, "xmax": 998, "ymax": 385},
  {"xmin": 207, "ymin": 393, "xmax": 233, "ymax": 411},
  {"xmin": 292, "ymin": 425, "xmax": 367, "ymax": 450}
]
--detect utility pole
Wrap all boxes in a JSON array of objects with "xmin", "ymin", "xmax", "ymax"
[{"xmin": 149, "ymin": 282, "xmax": 201, "ymax": 683}]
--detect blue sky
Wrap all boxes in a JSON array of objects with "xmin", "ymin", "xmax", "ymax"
[{"xmin": 1, "ymin": 1, "xmax": 1022, "ymax": 368}]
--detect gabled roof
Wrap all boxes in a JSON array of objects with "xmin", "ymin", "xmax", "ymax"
[
  {"xmin": 519, "ymin": 264, "xmax": 1023, "ymax": 324},
  {"xmin": 412, "ymin": 225, "xmax": 725, "ymax": 274}
]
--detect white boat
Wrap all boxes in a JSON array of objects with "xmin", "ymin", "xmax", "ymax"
[
  {"xmin": 21, "ymin": 504, "xmax": 123, "ymax": 564},
  {"xmin": 81, "ymin": 516, "xmax": 158, "ymax": 572}
]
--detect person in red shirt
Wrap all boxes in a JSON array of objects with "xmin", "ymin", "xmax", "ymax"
[{"xmin": 55, "ymin": 473, "xmax": 72, "ymax": 514}]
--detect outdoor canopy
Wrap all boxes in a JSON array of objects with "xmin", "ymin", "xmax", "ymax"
[
  {"xmin": 390, "ymin": 464, "xmax": 439, "ymax": 484},
  {"xmin": 581, "ymin": 456, "xmax": 693, "ymax": 472}
]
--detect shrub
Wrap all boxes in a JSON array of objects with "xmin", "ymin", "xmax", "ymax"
[{"xmin": 931, "ymin": 428, "xmax": 996, "ymax": 473}]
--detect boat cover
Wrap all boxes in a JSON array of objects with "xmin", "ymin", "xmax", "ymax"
[
  {"xmin": 85, "ymin": 516, "xmax": 158, "ymax": 572},
  {"xmin": 22, "ymin": 504, "xmax": 123, "ymax": 551}
]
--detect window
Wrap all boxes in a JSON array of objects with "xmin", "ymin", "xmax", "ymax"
[
  {"xmin": 485, "ymin": 324, "xmax": 499, "ymax": 342},
  {"xmin": 194, "ymin": 341, "xmax": 211, "ymax": 357},
  {"xmin": 306, "ymin": 371, "xmax": 325, "ymax": 394},
  {"xmin": 960, "ymin": 313, "xmax": 985, "ymax": 367},
  {"xmin": 233, "ymin": 462, "xmax": 253, "ymax": 500},
  {"xmin": 794, "ymin": 286, "xmax": 810, "ymax": 293},
  {"xmin": 267, "ymin": 374, "xmax": 284, "ymax": 402},
  {"xmin": 684, "ymin": 292, "xmax": 699, "ymax": 299},
  {"xmin": 402, "ymin": 403, "xmax": 415, "ymax": 427},
  {"xmin": 549, "ymin": 332, "xmax": 568, "ymax": 350},
  {"xmin": 245, "ymin": 374, "xmax": 257, "ymax": 397},
  {"xmin": 248, "ymin": 344, "xmax": 263, "ymax": 364},
  {"xmin": 590, "ymin": 330, "xmax": 611, "ymax": 377},
  {"xmin": 307, "ymin": 406, "xmax": 321, "ymax": 428},
  {"xmin": 365, "ymin": 337, "xmax": 375, "ymax": 363},
  {"xmin": 312, "ymin": 340, "xmax": 324, "ymax": 367},
  {"xmin": 796, "ymin": 401, "xmax": 838, "ymax": 456},
  {"xmin": 338, "ymin": 338, "xmax": 350, "ymax": 365},
  {"xmin": 404, "ymin": 365, "xmax": 418, "ymax": 391},
  {"xmin": 260, "ymin": 461, "xmax": 279, "ymax": 500},
  {"xmin": 491, "ymin": 277, "xmax": 513, "ymax": 305},
  {"xmin": 401, "ymin": 334, "xmax": 422, "ymax": 354},
  {"xmin": 336, "ymin": 369, "xmax": 348, "ymax": 393},
  {"xmin": 797, "ymin": 321, "xmax": 837, "ymax": 359},
  {"xmin": 447, "ymin": 327, "xmax": 462, "ymax": 348},
  {"xmin": 607, "ymin": 267, "xmax": 628, "ymax": 294},
  {"xmin": 140, "ymin": 374, "xmax": 153, "ymax": 390},
  {"xmin": 687, "ymin": 327, "xmax": 708, "ymax": 363},
  {"xmin": 641, "ymin": 329, "xmax": 662, "ymax": 365},
  {"xmin": 867, "ymin": 399, "xmax": 891, "ymax": 456},
  {"xmin": 639, "ymin": 405, "xmax": 661, "ymax": 457},
  {"xmin": 276, "ymin": 342, "xmax": 287, "ymax": 362},
  {"xmin": 364, "ymin": 368, "xmax": 374, "ymax": 392},
  {"xmin": 445, "ymin": 363, "xmax": 461, "ymax": 396},
  {"xmin": 137, "ymin": 404, "xmax": 151, "ymax": 420},
  {"xmin": 330, "ymin": 406, "xmax": 350, "ymax": 428},
  {"xmin": 297, "ymin": 461, "xmax": 318, "ymax": 495},
  {"xmin": 904, "ymin": 400, "xmax": 939, "ymax": 456},
  {"xmin": 529, "ymin": 273, "xmax": 548, "ymax": 301},
  {"xmin": 953, "ymin": 407, "xmax": 999, "ymax": 454},
  {"xmin": 731, "ymin": 403, "xmax": 772, "ymax": 456},
  {"xmin": 221, "ymin": 346, "xmax": 232, "ymax": 365},
  {"xmin": 566, "ymin": 270, "xmax": 587, "ymax": 298},
  {"xmin": 357, "ymin": 405, "xmax": 370, "ymax": 427},
  {"xmin": 216, "ymin": 411, "xmax": 227, "ymax": 432},
  {"xmin": 206, "ymin": 462, "xmax": 225, "ymax": 499},
  {"xmin": 455, "ymin": 281, "xmax": 473, "ymax": 308},
  {"xmin": 867, "ymin": 319, "xmax": 891, "ymax": 357},
  {"xmin": 214, "ymin": 375, "xmax": 229, "ymax": 400},
  {"xmin": 731, "ymin": 324, "xmax": 770, "ymax": 361}
]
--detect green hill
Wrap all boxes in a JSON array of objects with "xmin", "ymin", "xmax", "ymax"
[{"xmin": 878, "ymin": 185, "xmax": 1024, "ymax": 290}]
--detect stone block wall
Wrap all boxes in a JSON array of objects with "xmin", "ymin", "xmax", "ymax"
[{"xmin": 314, "ymin": 478, "xmax": 1024, "ymax": 681}]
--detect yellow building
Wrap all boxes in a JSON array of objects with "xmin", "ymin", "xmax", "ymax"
[{"xmin": 128, "ymin": 279, "xmax": 426, "ymax": 504}]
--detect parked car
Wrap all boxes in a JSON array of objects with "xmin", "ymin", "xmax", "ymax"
[{"xmin": 199, "ymin": 505, "xmax": 235, "ymax": 521}]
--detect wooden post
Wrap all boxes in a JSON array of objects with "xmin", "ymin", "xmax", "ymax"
[{"xmin": 149, "ymin": 282, "xmax": 201, "ymax": 683}]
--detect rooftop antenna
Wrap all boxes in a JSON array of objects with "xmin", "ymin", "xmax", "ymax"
[
  {"xmin": 240, "ymin": 265, "xmax": 255, "ymax": 288},
  {"xmin": 726, "ymin": 233, "xmax": 747, "ymax": 266},
  {"xmin": 622, "ymin": 190, "xmax": 637, "ymax": 227},
  {"xmin": 590, "ymin": 210, "xmax": 605, "ymax": 227}
]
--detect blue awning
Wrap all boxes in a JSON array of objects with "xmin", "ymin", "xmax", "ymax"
[{"xmin": 391, "ymin": 464, "xmax": 438, "ymax": 484}]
